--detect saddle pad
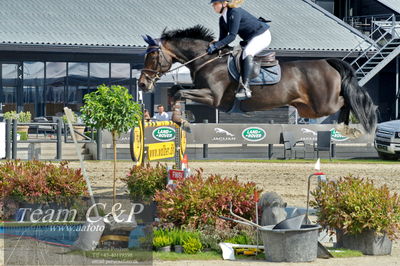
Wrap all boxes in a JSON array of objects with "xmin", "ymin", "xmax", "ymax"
[{"xmin": 228, "ymin": 55, "xmax": 281, "ymax": 86}]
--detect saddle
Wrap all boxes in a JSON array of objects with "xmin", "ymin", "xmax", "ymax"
[{"xmin": 228, "ymin": 47, "xmax": 281, "ymax": 86}]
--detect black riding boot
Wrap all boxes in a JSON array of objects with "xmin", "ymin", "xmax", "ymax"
[{"xmin": 235, "ymin": 55, "xmax": 254, "ymax": 100}]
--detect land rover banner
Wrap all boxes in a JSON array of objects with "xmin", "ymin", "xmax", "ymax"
[{"xmin": 185, "ymin": 124, "xmax": 373, "ymax": 144}]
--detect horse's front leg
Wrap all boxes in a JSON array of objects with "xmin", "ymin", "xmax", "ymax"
[{"xmin": 175, "ymin": 88, "xmax": 215, "ymax": 107}]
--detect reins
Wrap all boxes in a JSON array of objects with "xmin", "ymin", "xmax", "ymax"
[{"xmin": 141, "ymin": 44, "xmax": 232, "ymax": 84}]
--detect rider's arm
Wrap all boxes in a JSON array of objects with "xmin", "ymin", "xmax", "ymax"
[
  {"xmin": 214, "ymin": 8, "xmax": 241, "ymax": 49},
  {"xmin": 218, "ymin": 17, "xmax": 228, "ymax": 41}
]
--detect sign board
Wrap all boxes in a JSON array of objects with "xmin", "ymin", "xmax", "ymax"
[
  {"xmin": 185, "ymin": 124, "xmax": 373, "ymax": 144},
  {"xmin": 147, "ymin": 142, "xmax": 175, "ymax": 160},
  {"xmin": 0, "ymin": 122, "xmax": 5, "ymax": 159},
  {"xmin": 169, "ymin": 169, "xmax": 185, "ymax": 180}
]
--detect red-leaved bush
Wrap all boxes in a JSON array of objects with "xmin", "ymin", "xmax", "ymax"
[
  {"xmin": 0, "ymin": 160, "xmax": 87, "ymax": 204},
  {"xmin": 154, "ymin": 169, "xmax": 262, "ymax": 228}
]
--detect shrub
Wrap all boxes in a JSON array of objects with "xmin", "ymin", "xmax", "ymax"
[
  {"xmin": 311, "ymin": 175, "xmax": 400, "ymax": 239},
  {"xmin": 153, "ymin": 235, "xmax": 172, "ymax": 248},
  {"xmin": 182, "ymin": 237, "xmax": 202, "ymax": 254},
  {"xmin": 153, "ymin": 228, "xmax": 200, "ymax": 247},
  {"xmin": 0, "ymin": 160, "xmax": 88, "ymax": 204},
  {"xmin": 4, "ymin": 111, "xmax": 31, "ymax": 122},
  {"xmin": 122, "ymin": 163, "xmax": 167, "ymax": 201},
  {"xmin": 154, "ymin": 169, "xmax": 262, "ymax": 228}
]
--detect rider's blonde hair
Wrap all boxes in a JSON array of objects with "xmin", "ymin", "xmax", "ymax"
[{"xmin": 227, "ymin": 0, "xmax": 244, "ymax": 8}]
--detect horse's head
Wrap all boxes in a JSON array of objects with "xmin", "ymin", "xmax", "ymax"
[{"xmin": 138, "ymin": 35, "xmax": 174, "ymax": 93}]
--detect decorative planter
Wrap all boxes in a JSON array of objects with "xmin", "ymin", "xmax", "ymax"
[
  {"xmin": 336, "ymin": 229, "xmax": 392, "ymax": 255},
  {"xmin": 158, "ymin": 245, "xmax": 172, "ymax": 252},
  {"xmin": 260, "ymin": 224, "xmax": 321, "ymax": 262},
  {"xmin": 174, "ymin": 245, "xmax": 183, "ymax": 253},
  {"xmin": 17, "ymin": 125, "xmax": 29, "ymax": 140},
  {"xmin": 73, "ymin": 125, "xmax": 86, "ymax": 140}
]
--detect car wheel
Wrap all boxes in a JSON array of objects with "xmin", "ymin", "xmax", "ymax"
[{"xmin": 377, "ymin": 151, "xmax": 398, "ymax": 160}]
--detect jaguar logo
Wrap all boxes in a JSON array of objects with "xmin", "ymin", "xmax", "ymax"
[{"xmin": 214, "ymin": 128, "xmax": 234, "ymax": 136}]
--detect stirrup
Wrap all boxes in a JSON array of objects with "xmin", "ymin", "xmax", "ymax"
[{"xmin": 235, "ymin": 88, "xmax": 252, "ymax": 100}]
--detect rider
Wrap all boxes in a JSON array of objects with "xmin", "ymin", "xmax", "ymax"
[{"xmin": 207, "ymin": 0, "xmax": 271, "ymax": 100}]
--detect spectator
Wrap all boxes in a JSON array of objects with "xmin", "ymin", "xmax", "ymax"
[{"xmin": 153, "ymin": 105, "xmax": 169, "ymax": 121}]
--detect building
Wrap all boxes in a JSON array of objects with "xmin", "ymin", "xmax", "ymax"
[{"xmin": 1, "ymin": 0, "xmax": 396, "ymax": 123}]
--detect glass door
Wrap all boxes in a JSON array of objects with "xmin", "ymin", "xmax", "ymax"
[{"xmin": 0, "ymin": 63, "xmax": 22, "ymax": 113}]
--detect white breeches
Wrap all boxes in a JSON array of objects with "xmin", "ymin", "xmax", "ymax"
[{"xmin": 243, "ymin": 29, "xmax": 272, "ymax": 58}]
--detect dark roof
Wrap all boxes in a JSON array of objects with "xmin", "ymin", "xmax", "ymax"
[{"xmin": 0, "ymin": 0, "xmax": 371, "ymax": 54}]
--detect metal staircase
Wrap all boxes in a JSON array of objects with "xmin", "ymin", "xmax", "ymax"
[{"xmin": 343, "ymin": 14, "xmax": 400, "ymax": 86}]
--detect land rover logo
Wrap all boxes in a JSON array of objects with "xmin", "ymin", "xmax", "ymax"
[
  {"xmin": 152, "ymin": 127, "xmax": 176, "ymax": 141},
  {"xmin": 330, "ymin": 128, "xmax": 349, "ymax": 141},
  {"xmin": 242, "ymin": 127, "xmax": 266, "ymax": 142}
]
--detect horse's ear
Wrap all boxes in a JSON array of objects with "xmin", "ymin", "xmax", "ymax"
[
  {"xmin": 142, "ymin": 35, "xmax": 158, "ymax": 46},
  {"xmin": 146, "ymin": 35, "xmax": 158, "ymax": 46}
]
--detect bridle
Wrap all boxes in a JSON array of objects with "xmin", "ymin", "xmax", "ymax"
[
  {"xmin": 141, "ymin": 45, "xmax": 174, "ymax": 88},
  {"xmin": 141, "ymin": 42, "xmax": 232, "ymax": 86}
]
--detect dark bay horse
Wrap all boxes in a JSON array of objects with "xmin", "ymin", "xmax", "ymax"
[{"xmin": 138, "ymin": 25, "xmax": 377, "ymax": 134}]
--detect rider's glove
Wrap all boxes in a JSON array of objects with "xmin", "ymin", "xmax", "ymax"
[{"xmin": 207, "ymin": 43, "xmax": 218, "ymax": 55}]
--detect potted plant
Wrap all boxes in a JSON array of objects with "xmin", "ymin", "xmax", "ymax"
[
  {"xmin": 4, "ymin": 111, "xmax": 31, "ymax": 140},
  {"xmin": 153, "ymin": 235, "xmax": 173, "ymax": 252},
  {"xmin": 311, "ymin": 175, "xmax": 400, "ymax": 255},
  {"xmin": 62, "ymin": 113, "xmax": 85, "ymax": 140},
  {"xmin": 80, "ymin": 85, "xmax": 141, "ymax": 204}
]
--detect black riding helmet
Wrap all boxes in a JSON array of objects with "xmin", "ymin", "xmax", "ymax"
[{"xmin": 209, "ymin": 0, "xmax": 230, "ymax": 3}]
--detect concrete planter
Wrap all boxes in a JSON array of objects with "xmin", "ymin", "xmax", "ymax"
[
  {"xmin": 336, "ymin": 229, "xmax": 392, "ymax": 255},
  {"xmin": 158, "ymin": 245, "xmax": 172, "ymax": 252},
  {"xmin": 260, "ymin": 224, "xmax": 321, "ymax": 262},
  {"xmin": 174, "ymin": 245, "xmax": 183, "ymax": 253}
]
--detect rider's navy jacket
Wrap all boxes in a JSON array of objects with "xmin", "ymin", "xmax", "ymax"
[{"xmin": 215, "ymin": 7, "xmax": 269, "ymax": 49}]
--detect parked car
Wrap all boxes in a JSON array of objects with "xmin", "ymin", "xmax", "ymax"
[{"xmin": 374, "ymin": 119, "xmax": 400, "ymax": 160}]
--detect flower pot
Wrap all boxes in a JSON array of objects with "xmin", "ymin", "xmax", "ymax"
[
  {"xmin": 174, "ymin": 245, "xmax": 183, "ymax": 253},
  {"xmin": 73, "ymin": 125, "xmax": 86, "ymax": 140},
  {"xmin": 158, "ymin": 245, "xmax": 171, "ymax": 252},
  {"xmin": 17, "ymin": 125, "xmax": 29, "ymax": 140},
  {"xmin": 336, "ymin": 229, "xmax": 392, "ymax": 255}
]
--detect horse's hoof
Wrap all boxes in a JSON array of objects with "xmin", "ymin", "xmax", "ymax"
[{"xmin": 181, "ymin": 120, "xmax": 191, "ymax": 133}]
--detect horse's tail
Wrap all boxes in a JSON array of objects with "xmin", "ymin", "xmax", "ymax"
[{"xmin": 326, "ymin": 58, "xmax": 377, "ymax": 133}]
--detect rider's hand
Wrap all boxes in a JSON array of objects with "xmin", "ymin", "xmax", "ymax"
[{"xmin": 207, "ymin": 43, "xmax": 218, "ymax": 55}]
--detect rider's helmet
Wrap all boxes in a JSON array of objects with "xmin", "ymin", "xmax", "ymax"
[{"xmin": 209, "ymin": 0, "xmax": 229, "ymax": 3}]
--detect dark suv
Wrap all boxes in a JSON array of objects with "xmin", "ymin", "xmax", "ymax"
[{"xmin": 374, "ymin": 120, "xmax": 400, "ymax": 160}]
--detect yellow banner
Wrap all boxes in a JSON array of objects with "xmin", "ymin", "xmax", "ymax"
[{"xmin": 147, "ymin": 142, "xmax": 175, "ymax": 160}]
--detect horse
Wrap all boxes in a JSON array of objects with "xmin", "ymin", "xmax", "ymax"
[
  {"xmin": 138, "ymin": 25, "xmax": 377, "ymax": 135},
  {"xmin": 258, "ymin": 192, "xmax": 287, "ymax": 226}
]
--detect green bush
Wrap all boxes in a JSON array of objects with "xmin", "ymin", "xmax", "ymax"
[
  {"xmin": 311, "ymin": 175, "xmax": 400, "ymax": 239},
  {"xmin": 226, "ymin": 233, "xmax": 252, "ymax": 245},
  {"xmin": 153, "ymin": 235, "xmax": 172, "ymax": 248},
  {"xmin": 0, "ymin": 160, "xmax": 88, "ymax": 204},
  {"xmin": 183, "ymin": 237, "xmax": 202, "ymax": 254},
  {"xmin": 154, "ymin": 169, "xmax": 261, "ymax": 228},
  {"xmin": 122, "ymin": 163, "xmax": 168, "ymax": 201},
  {"xmin": 153, "ymin": 228, "xmax": 200, "ymax": 247},
  {"xmin": 4, "ymin": 111, "xmax": 31, "ymax": 122}
]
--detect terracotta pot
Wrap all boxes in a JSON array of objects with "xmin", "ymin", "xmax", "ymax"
[
  {"xmin": 73, "ymin": 125, "xmax": 86, "ymax": 140},
  {"xmin": 17, "ymin": 125, "xmax": 29, "ymax": 140}
]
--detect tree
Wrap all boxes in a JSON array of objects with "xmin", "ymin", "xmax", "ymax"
[{"xmin": 80, "ymin": 85, "xmax": 142, "ymax": 203}]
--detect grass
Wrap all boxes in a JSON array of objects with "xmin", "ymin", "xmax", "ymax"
[
  {"xmin": 153, "ymin": 251, "xmax": 221, "ymax": 260},
  {"xmin": 327, "ymin": 247, "xmax": 364, "ymax": 258},
  {"xmin": 70, "ymin": 247, "xmax": 364, "ymax": 262}
]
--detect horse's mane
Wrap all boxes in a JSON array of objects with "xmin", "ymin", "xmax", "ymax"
[{"xmin": 161, "ymin": 25, "xmax": 215, "ymax": 42}]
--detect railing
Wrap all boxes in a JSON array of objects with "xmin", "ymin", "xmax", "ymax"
[
  {"xmin": 344, "ymin": 14, "xmax": 400, "ymax": 37},
  {"xmin": 4, "ymin": 119, "xmax": 102, "ymax": 160}
]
